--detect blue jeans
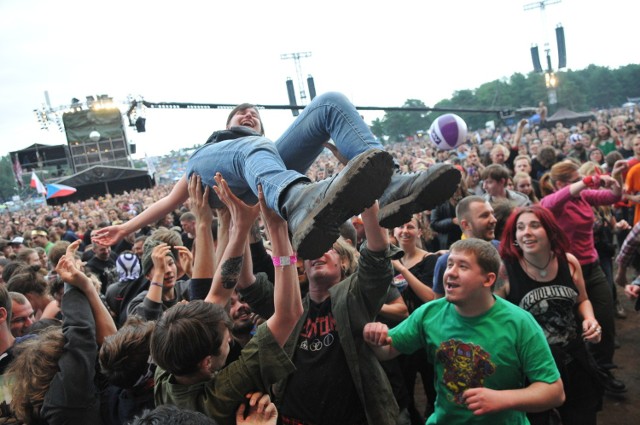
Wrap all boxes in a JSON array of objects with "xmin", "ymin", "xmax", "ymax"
[{"xmin": 185, "ymin": 92, "xmax": 384, "ymax": 211}]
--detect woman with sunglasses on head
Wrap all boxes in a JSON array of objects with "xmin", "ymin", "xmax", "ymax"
[{"xmin": 497, "ymin": 205, "xmax": 602, "ymax": 425}]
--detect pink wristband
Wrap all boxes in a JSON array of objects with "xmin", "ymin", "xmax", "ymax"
[{"xmin": 272, "ymin": 255, "xmax": 297, "ymax": 267}]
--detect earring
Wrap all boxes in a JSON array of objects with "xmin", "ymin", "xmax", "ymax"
[{"xmin": 513, "ymin": 240, "xmax": 519, "ymax": 247}]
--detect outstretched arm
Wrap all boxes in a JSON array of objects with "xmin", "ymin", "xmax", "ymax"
[
  {"xmin": 363, "ymin": 322, "xmax": 401, "ymax": 361},
  {"xmin": 92, "ymin": 175, "xmax": 189, "ymax": 246}
]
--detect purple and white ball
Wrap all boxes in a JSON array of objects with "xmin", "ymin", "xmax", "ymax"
[{"xmin": 428, "ymin": 113, "xmax": 468, "ymax": 150}]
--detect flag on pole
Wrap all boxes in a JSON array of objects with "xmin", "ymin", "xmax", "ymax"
[
  {"xmin": 30, "ymin": 171, "xmax": 47, "ymax": 195},
  {"xmin": 12, "ymin": 154, "xmax": 23, "ymax": 188}
]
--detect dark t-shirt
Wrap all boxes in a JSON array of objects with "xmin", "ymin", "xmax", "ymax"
[
  {"xmin": 86, "ymin": 254, "xmax": 119, "ymax": 294},
  {"xmin": 393, "ymin": 253, "xmax": 439, "ymax": 313},
  {"xmin": 281, "ymin": 297, "xmax": 366, "ymax": 425}
]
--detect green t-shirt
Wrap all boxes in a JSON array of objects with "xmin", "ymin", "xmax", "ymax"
[
  {"xmin": 597, "ymin": 138, "xmax": 616, "ymax": 156},
  {"xmin": 389, "ymin": 296, "xmax": 559, "ymax": 425}
]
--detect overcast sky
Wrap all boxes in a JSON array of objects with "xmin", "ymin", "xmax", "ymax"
[{"xmin": 0, "ymin": 0, "xmax": 637, "ymax": 159}]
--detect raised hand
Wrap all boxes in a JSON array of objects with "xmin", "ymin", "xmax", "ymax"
[
  {"xmin": 213, "ymin": 173, "xmax": 260, "ymax": 231},
  {"xmin": 56, "ymin": 240, "xmax": 92, "ymax": 292},
  {"xmin": 174, "ymin": 245, "xmax": 193, "ymax": 278},
  {"xmin": 150, "ymin": 243, "xmax": 172, "ymax": 277},
  {"xmin": 92, "ymin": 224, "xmax": 126, "ymax": 246},
  {"xmin": 188, "ymin": 174, "xmax": 213, "ymax": 224}
]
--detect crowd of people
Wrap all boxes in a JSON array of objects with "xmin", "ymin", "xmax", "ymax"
[{"xmin": 0, "ymin": 92, "xmax": 639, "ymax": 425}]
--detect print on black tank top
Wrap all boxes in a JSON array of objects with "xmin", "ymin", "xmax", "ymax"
[{"xmin": 504, "ymin": 258, "xmax": 579, "ymax": 347}]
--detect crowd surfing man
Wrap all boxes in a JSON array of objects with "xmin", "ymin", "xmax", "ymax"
[
  {"xmin": 363, "ymin": 239, "xmax": 565, "ymax": 424},
  {"xmin": 93, "ymin": 92, "xmax": 460, "ymax": 259}
]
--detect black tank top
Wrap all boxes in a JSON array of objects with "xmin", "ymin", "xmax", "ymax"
[{"xmin": 504, "ymin": 257, "xmax": 579, "ymax": 348}]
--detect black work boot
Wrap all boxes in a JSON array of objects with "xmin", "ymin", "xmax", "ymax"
[
  {"xmin": 377, "ymin": 164, "xmax": 461, "ymax": 229},
  {"xmin": 281, "ymin": 149, "xmax": 393, "ymax": 259}
]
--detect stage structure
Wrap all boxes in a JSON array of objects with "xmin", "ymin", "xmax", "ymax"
[
  {"xmin": 62, "ymin": 97, "xmax": 133, "ymax": 173},
  {"xmin": 27, "ymin": 94, "xmax": 151, "ymax": 203}
]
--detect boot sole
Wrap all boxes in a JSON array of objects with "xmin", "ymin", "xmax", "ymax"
[
  {"xmin": 293, "ymin": 149, "xmax": 393, "ymax": 259},
  {"xmin": 378, "ymin": 165, "xmax": 461, "ymax": 229}
]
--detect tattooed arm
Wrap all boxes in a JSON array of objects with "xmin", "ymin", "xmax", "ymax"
[{"xmin": 205, "ymin": 173, "xmax": 260, "ymax": 305}]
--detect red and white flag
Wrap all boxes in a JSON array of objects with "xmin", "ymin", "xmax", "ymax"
[{"xmin": 30, "ymin": 171, "xmax": 47, "ymax": 195}]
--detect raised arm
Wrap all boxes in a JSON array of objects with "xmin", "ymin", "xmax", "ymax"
[
  {"xmin": 92, "ymin": 175, "xmax": 189, "ymax": 246},
  {"xmin": 205, "ymin": 173, "xmax": 260, "ymax": 305},
  {"xmin": 189, "ymin": 174, "xmax": 216, "ymax": 280},
  {"xmin": 43, "ymin": 243, "xmax": 103, "ymax": 423},
  {"xmin": 56, "ymin": 240, "xmax": 116, "ymax": 345},
  {"xmin": 509, "ymin": 119, "xmax": 528, "ymax": 150},
  {"xmin": 362, "ymin": 201, "xmax": 388, "ymax": 251},
  {"xmin": 259, "ymin": 185, "xmax": 303, "ymax": 347},
  {"xmin": 140, "ymin": 242, "xmax": 173, "ymax": 320}
]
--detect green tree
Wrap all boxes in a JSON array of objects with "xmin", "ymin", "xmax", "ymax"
[
  {"xmin": 378, "ymin": 99, "xmax": 432, "ymax": 143},
  {"xmin": 0, "ymin": 155, "xmax": 19, "ymax": 201}
]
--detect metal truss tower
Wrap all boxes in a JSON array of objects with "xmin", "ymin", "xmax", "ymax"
[{"xmin": 281, "ymin": 51, "xmax": 312, "ymax": 105}]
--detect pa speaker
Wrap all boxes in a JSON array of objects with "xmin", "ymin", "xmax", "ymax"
[
  {"xmin": 556, "ymin": 26, "xmax": 566, "ymax": 69},
  {"xmin": 530, "ymin": 46, "xmax": 543, "ymax": 73},
  {"xmin": 135, "ymin": 117, "xmax": 146, "ymax": 132},
  {"xmin": 286, "ymin": 79, "xmax": 299, "ymax": 117},
  {"xmin": 307, "ymin": 76, "xmax": 316, "ymax": 100}
]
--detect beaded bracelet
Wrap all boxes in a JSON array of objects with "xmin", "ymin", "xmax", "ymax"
[{"xmin": 272, "ymin": 255, "xmax": 297, "ymax": 267}]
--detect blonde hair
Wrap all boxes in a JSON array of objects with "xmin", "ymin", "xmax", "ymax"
[
  {"xmin": 578, "ymin": 161, "xmax": 603, "ymax": 177},
  {"xmin": 332, "ymin": 237, "xmax": 359, "ymax": 277},
  {"xmin": 513, "ymin": 172, "xmax": 539, "ymax": 203}
]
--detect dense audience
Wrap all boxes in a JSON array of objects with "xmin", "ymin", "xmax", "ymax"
[{"xmin": 0, "ymin": 99, "xmax": 638, "ymax": 424}]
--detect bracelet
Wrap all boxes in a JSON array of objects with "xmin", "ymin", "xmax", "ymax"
[
  {"xmin": 150, "ymin": 281, "xmax": 163, "ymax": 288},
  {"xmin": 272, "ymin": 255, "xmax": 297, "ymax": 267}
]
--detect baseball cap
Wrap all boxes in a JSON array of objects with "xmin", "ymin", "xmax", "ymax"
[{"xmin": 10, "ymin": 236, "xmax": 24, "ymax": 245}]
